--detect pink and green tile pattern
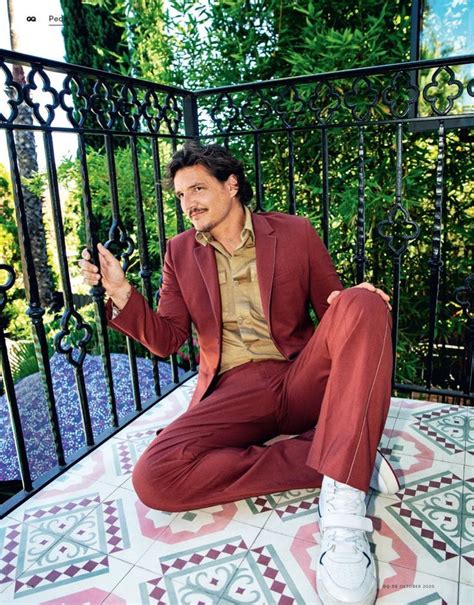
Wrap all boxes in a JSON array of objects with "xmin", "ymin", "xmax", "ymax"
[{"xmin": 0, "ymin": 384, "xmax": 472, "ymax": 604}]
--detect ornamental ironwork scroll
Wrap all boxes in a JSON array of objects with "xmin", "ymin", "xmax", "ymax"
[{"xmin": 0, "ymin": 55, "xmax": 187, "ymax": 136}]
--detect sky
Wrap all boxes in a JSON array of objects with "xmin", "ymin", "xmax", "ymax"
[
  {"xmin": 421, "ymin": 0, "xmax": 474, "ymax": 58},
  {"xmin": 0, "ymin": 0, "xmax": 75, "ymax": 169},
  {"xmin": 0, "ymin": 0, "xmax": 65, "ymax": 58}
]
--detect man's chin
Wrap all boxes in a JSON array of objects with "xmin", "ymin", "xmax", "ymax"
[{"xmin": 194, "ymin": 222, "xmax": 213, "ymax": 233}]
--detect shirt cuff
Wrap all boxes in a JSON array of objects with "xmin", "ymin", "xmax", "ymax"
[{"xmin": 111, "ymin": 302, "xmax": 121, "ymax": 320}]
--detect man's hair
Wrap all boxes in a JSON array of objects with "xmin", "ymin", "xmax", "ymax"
[{"xmin": 166, "ymin": 141, "xmax": 253, "ymax": 206}]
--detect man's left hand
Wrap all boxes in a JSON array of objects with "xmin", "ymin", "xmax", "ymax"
[{"xmin": 327, "ymin": 282, "xmax": 392, "ymax": 310}]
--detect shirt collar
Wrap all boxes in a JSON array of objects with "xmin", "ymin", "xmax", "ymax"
[{"xmin": 195, "ymin": 206, "xmax": 254, "ymax": 247}]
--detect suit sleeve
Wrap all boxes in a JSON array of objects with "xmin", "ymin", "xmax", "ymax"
[
  {"xmin": 105, "ymin": 239, "xmax": 191, "ymax": 357},
  {"xmin": 305, "ymin": 218, "xmax": 344, "ymax": 321}
]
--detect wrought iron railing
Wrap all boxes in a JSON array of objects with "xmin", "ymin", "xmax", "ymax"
[
  {"xmin": 193, "ymin": 55, "xmax": 474, "ymax": 402},
  {"xmin": 0, "ymin": 49, "xmax": 197, "ymax": 517},
  {"xmin": 0, "ymin": 49, "xmax": 472, "ymax": 517}
]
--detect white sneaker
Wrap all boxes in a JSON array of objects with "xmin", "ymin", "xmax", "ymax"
[
  {"xmin": 317, "ymin": 478, "xmax": 376, "ymax": 605},
  {"xmin": 369, "ymin": 450, "xmax": 400, "ymax": 495}
]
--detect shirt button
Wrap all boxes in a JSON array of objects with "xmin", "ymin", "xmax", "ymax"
[
  {"xmin": 237, "ymin": 317, "xmax": 243, "ymax": 325},
  {"xmin": 233, "ymin": 280, "xmax": 239, "ymax": 286}
]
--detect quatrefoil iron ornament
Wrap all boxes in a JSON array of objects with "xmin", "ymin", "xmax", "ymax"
[
  {"xmin": 162, "ymin": 94, "xmax": 183, "ymax": 135},
  {"xmin": 274, "ymin": 85, "xmax": 306, "ymax": 128},
  {"xmin": 54, "ymin": 307, "xmax": 93, "ymax": 368},
  {"xmin": 117, "ymin": 83, "xmax": 142, "ymax": 132},
  {"xmin": 382, "ymin": 71, "xmax": 419, "ymax": 119},
  {"xmin": 105, "ymin": 222, "xmax": 135, "ymax": 273},
  {"xmin": 422, "ymin": 66, "xmax": 463, "ymax": 116},
  {"xmin": 0, "ymin": 60, "xmax": 22, "ymax": 123},
  {"xmin": 377, "ymin": 203, "xmax": 421, "ymax": 257},
  {"xmin": 241, "ymin": 90, "xmax": 273, "ymax": 130},
  {"xmin": 24, "ymin": 65, "xmax": 60, "ymax": 126},
  {"xmin": 90, "ymin": 79, "xmax": 118, "ymax": 129},
  {"xmin": 59, "ymin": 73, "xmax": 92, "ymax": 128},
  {"xmin": 210, "ymin": 93, "xmax": 239, "ymax": 133},
  {"xmin": 308, "ymin": 81, "xmax": 341, "ymax": 124},
  {"xmin": 142, "ymin": 89, "xmax": 164, "ymax": 134},
  {"xmin": 344, "ymin": 76, "xmax": 379, "ymax": 122}
]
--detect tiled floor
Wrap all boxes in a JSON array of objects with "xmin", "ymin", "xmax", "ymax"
[{"xmin": 0, "ymin": 376, "xmax": 472, "ymax": 604}]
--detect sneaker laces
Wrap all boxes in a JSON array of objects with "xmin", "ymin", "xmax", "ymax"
[{"xmin": 323, "ymin": 480, "xmax": 367, "ymax": 557}]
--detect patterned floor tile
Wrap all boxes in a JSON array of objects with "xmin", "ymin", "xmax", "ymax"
[
  {"xmin": 128, "ymin": 389, "xmax": 193, "ymax": 434},
  {"xmin": 103, "ymin": 564, "xmax": 208, "ymax": 605},
  {"xmin": 0, "ymin": 478, "xmax": 132, "ymax": 600},
  {"xmin": 376, "ymin": 558, "xmax": 460, "ymax": 604},
  {"xmin": 368, "ymin": 468, "xmax": 465, "ymax": 582},
  {"xmin": 4, "ymin": 470, "xmax": 118, "ymax": 524},
  {"xmin": 387, "ymin": 397, "xmax": 403, "ymax": 419},
  {"xmin": 397, "ymin": 398, "xmax": 464, "ymax": 418},
  {"xmin": 121, "ymin": 477, "xmax": 134, "ymax": 492},
  {"xmin": 135, "ymin": 512, "xmax": 262, "ymax": 594},
  {"xmin": 383, "ymin": 404, "xmax": 469, "ymax": 467},
  {"xmin": 263, "ymin": 488, "xmax": 320, "ymax": 543},
  {"xmin": 459, "ymin": 582, "xmax": 474, "ymax": 604},
  {"xmin": 196, "ymin": 492, "xmax": 284, "ymax": 530},
  {"xmin": 460, "ymin": 465, "xmax": 473, "ymax": 585},
  {"xmin": 379, "ymin": 414, "xmax": 398, "ymax": 451},
  {"xmin": 461, "ymin": 537, "xmax": 474, "ymax": 587},
  {"xmin": 66, "ymin": 436, "xmax": 145, "ymax": 490},
  {"xmin": 0, "ymin": 524, "xmax": 133, "ymax": 603},
  {"xmin": 378, "ymin": 452, "xmax": 466, "ymax": 502},
  {"xmin": 463, "ymin": 407, "xmax": 474, "ymax": 468},
  {"xmin": 74, "ymin": 428, "xmax": 160, "ymax": 486},
  {"xmin": 226, "ymin": 528, "xmax": 320, "ymax": 604},
  {"xmin": 86, "ymin": 486, "xmax": 177, "ymax": 566},
  {"xmin": 0, "ymin": 517, "xmax": 16, "ymax": 596}
]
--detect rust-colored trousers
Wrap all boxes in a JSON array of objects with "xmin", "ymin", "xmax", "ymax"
[{"xmin": 132, "ymin": 288, "xmax": 393, "ymax": 512}]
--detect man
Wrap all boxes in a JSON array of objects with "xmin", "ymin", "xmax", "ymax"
[{"xmin": 80, "ymin": 142, "xmax": 398, "ymax": 605}]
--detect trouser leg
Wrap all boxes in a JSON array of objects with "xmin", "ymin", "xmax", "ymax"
[
  {"xmin": 132, "ymin": 360, "xmax": 323, "ymax": 512},
  {"xmin": 281, "ymin": 287, "xmax": 393, "ymax": 492}
]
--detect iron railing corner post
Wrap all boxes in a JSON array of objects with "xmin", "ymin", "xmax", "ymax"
[{"xmin": 183, "ymin": 93, "xmax": 200, "ymax": 139}]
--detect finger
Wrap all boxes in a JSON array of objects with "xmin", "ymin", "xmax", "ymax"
[
  {"xmin": 81, "ymin": 248, "xmax": 91, "ymax": 261},
  {"xmin": 81, "ymin": 269, "xmax": 100, "ymax": 282},
  {"xmin": 79, "ymin": 259, "xmax": 98, "ymax": 273},
  {"xmin": 97, "ymin": 243, "xmax": 116, "ymax": 266},
  {"xmin": 356, "ymin": 282, "xmax": 376, "ymax": 292},
  {"xmin": 374, "ymin": 289, "xmax": 392, "ymax": 310},
  {"xmin": 327, "ymin": 290, "xmax": 341, "ymax": 304},
  {"xmin": 83, "ymin": 273, "xmax": 101, "ymax": 285},
  {"xmin": 374, "ymin": 288, "xmax": 390, "ymax": 300}
]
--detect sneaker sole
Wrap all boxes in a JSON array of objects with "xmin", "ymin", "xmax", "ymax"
[
  {"xmin": 369, "ymin": 450, "xmax": 400, "ymax": 495},
  {"xmin": 317, "ymin": 578, "xmax": 377, "ymax": 605}
]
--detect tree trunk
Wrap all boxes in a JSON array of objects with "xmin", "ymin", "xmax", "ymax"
[{"xmin": 7, "ymin": 0, "xmax": 56, "ymax": 308}]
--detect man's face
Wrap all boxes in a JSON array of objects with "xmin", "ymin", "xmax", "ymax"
[{"xmin": 174, "ymin": 164, "xmax": 239, "ymax": 233}]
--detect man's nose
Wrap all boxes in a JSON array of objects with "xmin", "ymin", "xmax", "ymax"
[{"xmin": 181, "ymin": 192, "xmax": 194, "ymax": 214}]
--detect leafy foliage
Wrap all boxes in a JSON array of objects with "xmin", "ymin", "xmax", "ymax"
[{"xmin": 60, "ymin": 0, "xmax": 126, "ymax": 73}]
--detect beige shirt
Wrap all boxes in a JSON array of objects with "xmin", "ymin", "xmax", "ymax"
[{"xmin": 196, "ymin": 207, "xmax": 285, "ymax": 374}]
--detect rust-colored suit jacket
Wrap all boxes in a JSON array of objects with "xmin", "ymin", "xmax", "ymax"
[{"xmin": 107, "ymin": 212, "xmax": 343, "ymax": 408}]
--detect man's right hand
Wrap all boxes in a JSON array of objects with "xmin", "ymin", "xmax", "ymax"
[{"xmin": 79, "ymin": 243, "xmax": 132, "ymax": 310}]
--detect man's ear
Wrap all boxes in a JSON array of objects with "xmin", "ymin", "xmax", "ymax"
[{"xmin": 227, "ymin": 174, "xmax": 239, "ymax": 197}]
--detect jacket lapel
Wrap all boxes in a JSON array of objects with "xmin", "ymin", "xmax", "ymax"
[
  {"xmin": 253, "ymin": 213, "xmax": 276, "ymax": 324},
  {"xmin": 193, "ymin": 243, "xmax": 222, "ymax": 332}
]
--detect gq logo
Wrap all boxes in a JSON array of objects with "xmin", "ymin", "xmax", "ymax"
[{"xmin": 26, "ymin": 16, "xmax": 37, "ymax": 22}]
